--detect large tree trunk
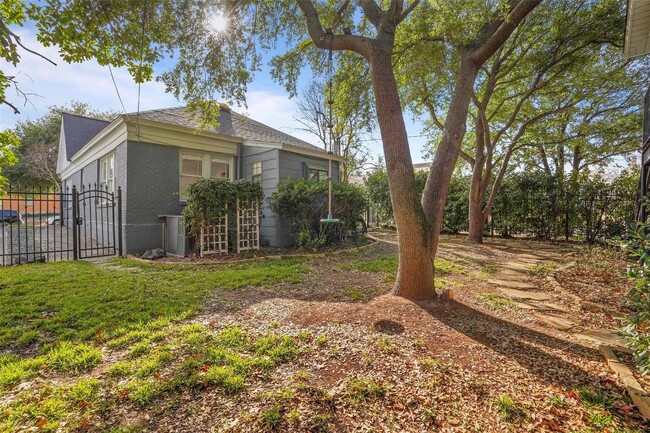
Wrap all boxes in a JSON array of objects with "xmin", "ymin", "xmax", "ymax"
[
  {"xmin": 369, "ymin": 47, "xmax": 435, "ymax": 299},
  {"xmin": 468, "ymin": 108, "xmax": 487, "ymax": 244}
]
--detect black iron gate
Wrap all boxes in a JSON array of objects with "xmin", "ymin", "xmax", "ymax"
[{"xmin": 0, "ymin": 185, "xmax": 122, "ymax": 266}]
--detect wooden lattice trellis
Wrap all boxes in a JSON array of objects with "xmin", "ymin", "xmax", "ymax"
[
  {"xmin": 199, "ymin": 212, "xmax": 228, "ymax": 257},
  {"xmin": 236, "ymin": 198, "xmax": 260, "ymax": 253},
  {"xmin": 198, "ymin": 199, "xmax": 260, "ymax": 255}
]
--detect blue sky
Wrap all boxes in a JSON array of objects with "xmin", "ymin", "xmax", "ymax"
[{"xmin": 0, "ymin": 25, "xmax": 431, "ymax": 165}]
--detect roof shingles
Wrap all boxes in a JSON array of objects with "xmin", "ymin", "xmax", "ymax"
[
  {"xmin": 134, "ymin": 107, "xmax": 326, "ymax": 153},
  {"xmin": 62, "ymin": 113, "xmax": 111, "ymax": 159}
]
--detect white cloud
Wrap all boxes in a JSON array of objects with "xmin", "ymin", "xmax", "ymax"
[{"xmin": 0, "ymin": 30, "xmax": 177, "ymax": 128}]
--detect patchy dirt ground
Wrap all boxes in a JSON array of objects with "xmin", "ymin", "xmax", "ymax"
[
  {"xmin": 160, "ymin": 235, "xmax": 647, "ymax": 433},
  {"xmin": 2, "ymin": 233, "xmax": 649, "ymax": 433}
]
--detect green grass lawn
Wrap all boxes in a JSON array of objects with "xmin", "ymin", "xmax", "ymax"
[
  {"xmin": 0, "ymin": 257, "xmax": 310, "ymax": 432},
  {"xmin": 0, "ymin": 258, "xmax": 308, "ymax": 348}
]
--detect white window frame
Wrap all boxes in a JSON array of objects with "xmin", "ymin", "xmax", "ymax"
[
  {"xmin": 99, "ymin": 153, "xmax": 115, "ymax": 194},
  {"xmin": 179, "ymin": 150, "xmax": 233, "ymax": 200},
  {"xmin": 308, "ymin": 167, "xmax": 328, "ymax": 181},
  {"xmin": 252, "ymin": 161, "xmax": 262, "ymax": 183}
]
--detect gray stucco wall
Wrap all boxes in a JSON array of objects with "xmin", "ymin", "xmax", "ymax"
[{"xmin": 124, "ymin": 141, "xmax": 183, "ymax": 254}]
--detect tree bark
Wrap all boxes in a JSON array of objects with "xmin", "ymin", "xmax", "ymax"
[
  {"xmin": 422, "ymin": 58, "xmax": 480, "ymax": 253},
  {"xmin": 468, "ymin": 192, "xmax": 486, "ymax": 243},
  {"xmin": 369, "ymin": 46, "xmax": 435, "ymax": 299}
]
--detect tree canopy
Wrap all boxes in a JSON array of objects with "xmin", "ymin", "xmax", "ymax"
[{"xmin": 4, "ymin": 102, "xmax": 117, "ymax": 186}]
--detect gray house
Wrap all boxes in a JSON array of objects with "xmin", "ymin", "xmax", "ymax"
[{"xmin": 56, "ymin": 106, "xmax": 342, "ymax": 254}]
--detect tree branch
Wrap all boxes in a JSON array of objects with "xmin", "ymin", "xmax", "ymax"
[
  {"xmin": 297, "ymin": 1, "xmax": 372, "ymax": 58},
  {"xmin": 357, "ymin": 0, "xmax": 384, "ymax": 28},
  {"xmin": 459, "ymin": 149, "xmax": 476, "ymax": 166},
  {"xmin": 470, "ymin": 0, "xmax": 542, "ymax": 66}
]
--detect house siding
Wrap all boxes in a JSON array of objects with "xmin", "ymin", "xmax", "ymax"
[
  {"xmin": 124, "ymin": 141, "xmax": 183, "ymax": 254},
  {"xmin": 241, "ymin": 146, "xmax": 280, "ymax": 246},
  {"xmin": 277, "ymin": 150, "xmax": 340, "ymax": 247}
]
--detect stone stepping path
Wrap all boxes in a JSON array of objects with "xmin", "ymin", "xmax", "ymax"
[
  {"xmin": 499, "ymin": 288, "xmax": 554, "ymax": 301},
  {"xmin": 488, "ymin": 278, "xmax": 536, "ymax": 290},
  {"xmin": 478, "ymin": 239, "xmax": 628, "ymax": 351},
  {"xmin": 531, "ymin": 313, "xmax": 580, "ymax": 331}
]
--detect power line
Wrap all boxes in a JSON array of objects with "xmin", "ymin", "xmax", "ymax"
[{"xmin": 107, "ymin": 64, "xmax": 127, "ymax": 114}]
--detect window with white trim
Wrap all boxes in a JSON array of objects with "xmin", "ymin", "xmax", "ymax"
[
  {"xmin": 308, "ymin": 168, "xmax": 328, "ymax": 181},
  {"xmin": 252, "ymin": 161, "xmax": 262, "ymax": 183},
  {"xmin": 99, "ymin": 153, "xmax": 115, "ymax": 193},
  {"xmin": 180, "ymin": 151, "xmax": 231, "ymax": 199}
]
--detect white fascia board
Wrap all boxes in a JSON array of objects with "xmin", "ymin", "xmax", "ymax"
[
  {"xmin": 242, "ymin": 139, "xmax": 345, "ymax": 162},
  {"xmin": 56, "ymin": 123, "xmax": 68, "ymax": 174}
]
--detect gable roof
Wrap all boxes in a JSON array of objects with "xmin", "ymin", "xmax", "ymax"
[
  {"xmin": 61, "ymin": 113, "xmax": 111, "ymax": 159},
  {"xmin": 133, "ymin": 106, "xmax": 326, "ymax": 154}
]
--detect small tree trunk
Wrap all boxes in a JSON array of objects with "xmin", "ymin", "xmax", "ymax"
[
  {"xmin": 422, "ymin": 58, "xmax": 480, "ymax": 254},
  {"xmin": 468, "ymin": 196, "xmax": 486, "ymax": 243},
  {"xmin": 369, "ymin": 46, "xmax": 434, "ymax": 299}
]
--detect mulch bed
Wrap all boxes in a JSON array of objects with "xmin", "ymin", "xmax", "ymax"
[
  {"xmin": 151, "ymin": 240, "xmax": 647, "ymax": 433},
  {"xmin": 139, "ymin": 237, "xmax": 375, "ymax": 264}
]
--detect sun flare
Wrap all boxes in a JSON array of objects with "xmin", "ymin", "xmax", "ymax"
[{"xmin": 210, "ymin": 11, "xmax": 228, "ymax": 33}]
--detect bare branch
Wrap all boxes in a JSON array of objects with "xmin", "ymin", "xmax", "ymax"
[
  {"xmin": 357, "ymin": 0, "xmax": 384, "ymax": 28},
  {"xmin": 459, "ymin": 149, "xmax": 476, "ymax": 166},
  {"xmin": 400, "ymin": 0, "xmax": 421, "ymax": 22},
  {"xmin": 0, "ymin": 19, "xmax": 57, "ymax": 66}
]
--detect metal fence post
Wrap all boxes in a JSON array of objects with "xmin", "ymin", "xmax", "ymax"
[
  {"xmin": 117, "ymin": 187, "xmax": 123, "ymax": 257},
  {"xmin": 72, "ymin": 186, "xmax": 78, "ymax": 260}
]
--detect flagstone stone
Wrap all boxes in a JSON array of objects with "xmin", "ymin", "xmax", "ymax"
[
  {"xmin": 531, "ymin": 313, "xmax": 580, "ymax": 331},
  {"xmin": 574, "ymin": 329, "xmax": 628, "ymax": 350},
  {"xmin": 488, "ymin": 279, "xmax": 536, "ymax": 290},
  {"xmin": 503, "ymin": 262, "xmax": 532, "ymax": 272},
  {"xmin": 499, "ymin": 288, "xmax": 554, "ymax": 301}
]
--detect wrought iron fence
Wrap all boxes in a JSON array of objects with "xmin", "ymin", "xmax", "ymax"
[{"xmin": 0, "ymin": 184, "xmax": 122, "ymax": 266}]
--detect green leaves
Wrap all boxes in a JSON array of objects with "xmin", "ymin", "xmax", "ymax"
[
  {"xmin": 182, "ymin": 178, "xmax": 264, "ymax": 237},
  {"xmin": 268, "ymin": 178, "xmax": 366, "ymax": 248},
  {"xmin": 0, "ymin": 129, "xmax": 19, "ymax": 193}
]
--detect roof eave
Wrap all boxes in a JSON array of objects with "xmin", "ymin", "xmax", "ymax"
[{"xmin": 122, "ymin": 115, "xmax": 244, "ymax": 144}]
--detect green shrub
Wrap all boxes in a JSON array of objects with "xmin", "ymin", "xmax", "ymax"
[
  {"xmin": 622, "ymin": 214, "xmax": 650, "ymax": 374},
  {"xmin": 182, "ymin": 178, "xmax": 264, "ymax": 240},
  {"xmin": 269, "ymin": 178, "xmax": 366, "ymax": 248},
  {"xmin": 365, "ymin": 169, "xmax": 469, "ymax": 233},
  {"xmin": 493, "ymin": 170, "xmax": 635, "ymax": 241}
]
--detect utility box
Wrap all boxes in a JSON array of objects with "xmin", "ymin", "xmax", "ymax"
[{"xmin": 160, "ymin": 215, "xmax": 189, "ymax": 256}]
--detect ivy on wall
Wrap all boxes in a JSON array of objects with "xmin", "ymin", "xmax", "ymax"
[{"xmin": 182, "ymin": 178, "xmax": 263, "ymax": 237}]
